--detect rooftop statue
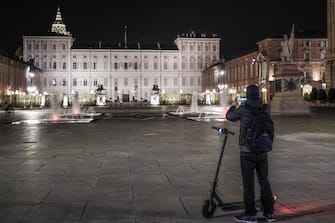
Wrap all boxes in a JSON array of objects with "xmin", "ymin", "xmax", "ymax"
[{"xmin": 281, "ymin": 25, "xmax": 295, "ymax": 62}]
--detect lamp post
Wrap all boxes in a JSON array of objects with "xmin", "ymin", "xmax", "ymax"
[{"xmin": 26, "ymin": 68, "xmax": 36, "ymax": 109}]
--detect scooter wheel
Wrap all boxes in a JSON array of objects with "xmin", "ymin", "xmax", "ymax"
[{"xmin": 202, "ymin": 200, "xmax": 216, "ymax": 218}]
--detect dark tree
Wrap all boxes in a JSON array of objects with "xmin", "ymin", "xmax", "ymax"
[
  {"xmin": 309, "ymin": 87, "xmax": 318, "ymax": 101},
  {"xmin": 328, "ymin": 88, "xmax": 335, "ymax": 102},
  {"xmin": 317, "ymin": 88, "xmax": 327, "ymax": 101}
]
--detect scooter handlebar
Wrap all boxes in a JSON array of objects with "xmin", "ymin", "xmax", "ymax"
[{"xmin": 212, "ymin": 126, "xmax": 235, "ymax": 135}]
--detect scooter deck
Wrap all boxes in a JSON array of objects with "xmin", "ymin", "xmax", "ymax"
[{"xmin": 219, "ymin": 200, "xmax": 262, "ymax": 212}]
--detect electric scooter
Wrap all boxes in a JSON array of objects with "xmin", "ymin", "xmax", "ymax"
[
  {"xmin": 202, "ymin": 126, "xmax": 277, "ymax": 218},
  {"xmin": 202, "ymin": 126, "xmax": 235, "ymax": 218}
]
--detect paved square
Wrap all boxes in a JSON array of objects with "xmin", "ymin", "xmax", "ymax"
[{"xmin": 1, "ymin": 107, "xmax": 335, "ymax": 222}]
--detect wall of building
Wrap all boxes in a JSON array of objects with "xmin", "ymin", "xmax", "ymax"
[
  {"xmin": 210, "ymin": 37, "xmax": 328, "ymax": 103},
  {"xmin": 224, "ymin": 51, "xmax": 259, "ymax": 96},
  {"xmin": 0, "ymin": 54, "xmax": 28, "ymax": 105},
  {"xmin": 23, "ymin": 34, "xmax": 221, "ymax": 103}
]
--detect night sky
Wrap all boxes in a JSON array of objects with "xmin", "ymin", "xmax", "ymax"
[{"xmin": 0, "ymin": 0, "xmax": 327, "ymax": 59}]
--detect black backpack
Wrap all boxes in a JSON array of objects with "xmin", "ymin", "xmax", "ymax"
[{"xmin": 243, "ymin": 104, "xmax": 274, "ymax": 152}]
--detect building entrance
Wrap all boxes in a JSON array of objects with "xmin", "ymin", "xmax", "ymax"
[{"xmin": 122, "ymin": 94, "xmax": 129, "ymax": 102}]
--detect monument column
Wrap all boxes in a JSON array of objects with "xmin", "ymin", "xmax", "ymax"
[
  {"xmin": 270, "ymin": 25, "xmax": 310, "ymax": 115},
  {"xmin": 326, "ymin": 0, "xmax": 335, "ymax": 89}
]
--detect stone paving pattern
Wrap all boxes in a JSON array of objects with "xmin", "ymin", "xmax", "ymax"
[{"xmin": 0, "ymin": 106, "xmax": 335, "ymax": 222}]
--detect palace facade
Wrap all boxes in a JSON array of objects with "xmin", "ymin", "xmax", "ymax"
[{"xmin": 23, "ymin": 6, "xmax": 220, "ymax": 103}]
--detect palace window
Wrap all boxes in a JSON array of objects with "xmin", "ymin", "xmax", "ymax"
[
  {"xmin": 182, "ymin": 77, "xmax": 186, "ymax": 86},
  {"xmin": 73, "ymin": 78, "xmax": 77, "ymax": 86}
]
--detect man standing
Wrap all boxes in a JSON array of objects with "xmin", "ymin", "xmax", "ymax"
[{"xmin": 226, "ymin": 85, "xmax": 275, "ymax": 223}]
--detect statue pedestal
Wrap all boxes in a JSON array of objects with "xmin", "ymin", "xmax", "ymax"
[{"xmin": 271, "ymin": 63, "xmax": 310, "ymax": 115}]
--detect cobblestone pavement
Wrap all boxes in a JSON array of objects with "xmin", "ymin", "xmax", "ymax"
[{"xmin": 0, "ymin": 106, "xmax": 335, "ymax": 222}]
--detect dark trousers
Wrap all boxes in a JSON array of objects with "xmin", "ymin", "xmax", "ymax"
[{"xmin": 240, "ymin": 152, "xmax": 274, "ymax": 216}]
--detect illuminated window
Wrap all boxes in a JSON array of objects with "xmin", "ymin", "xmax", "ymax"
[
  {"xmin": 303, "ymin": 52, "xmax": 310, "ymax": 61},
  {"xmin": 303, "ymin": 40, "xmax": 311, "ymax": 48}
]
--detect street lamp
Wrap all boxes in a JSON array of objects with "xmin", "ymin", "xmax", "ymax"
[{"xmin": 26, "ymin": 67, "xmax": 36, "ymax": 109}]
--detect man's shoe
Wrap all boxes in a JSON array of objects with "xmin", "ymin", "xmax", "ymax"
[
  {"xmin": 263, "ymin": 214, "xmax": 276, "ymax": 222},
  {"xmin": 234, "ymin": 214, "xmax": 257, "ymax": 223}
]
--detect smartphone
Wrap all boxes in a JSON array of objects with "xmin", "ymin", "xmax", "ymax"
[{"xmin": 237, "ymin": 96, "xmax": 247, "ymax": 105}]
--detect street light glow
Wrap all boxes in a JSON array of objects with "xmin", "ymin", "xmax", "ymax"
[{"xmin": 27, "ymin": 86, "xmax": 37, "ymax": 93}]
